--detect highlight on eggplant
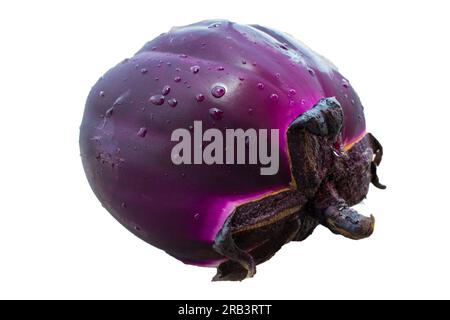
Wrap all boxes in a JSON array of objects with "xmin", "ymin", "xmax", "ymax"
[{"xmin": 79, "ymin": 20, "xmax": 385, "ymax": 281}]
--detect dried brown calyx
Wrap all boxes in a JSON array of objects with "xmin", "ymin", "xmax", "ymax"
[{"xmin": 213, "ymin": 98, "xmax": 385, "ymax": 281}]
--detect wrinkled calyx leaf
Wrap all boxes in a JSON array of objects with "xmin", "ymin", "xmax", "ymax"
[{"xmin": 213, "ymin": 98, "xmax": 385, "ymax": 281}]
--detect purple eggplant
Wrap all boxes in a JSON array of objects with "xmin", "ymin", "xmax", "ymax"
[{"xmin": 80, "ymin": 20, "xmax": 385, "ymax": 281}]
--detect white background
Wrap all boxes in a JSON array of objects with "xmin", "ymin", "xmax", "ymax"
[{"xmin": 1, "ymin": 0, "xmax": 449, "ymax": 299}]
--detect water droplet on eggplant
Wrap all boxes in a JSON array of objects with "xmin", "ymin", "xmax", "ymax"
[
  {"xmin": 209, "ymin": 107, "xmax": 223, "ymax": 120},
  {"xmin": 269, "ymin": 93, "xmax": 279, "ymax": 103},
  {"xmin": 168, "ymin": 98, "xmax": 178, "ymax": 107},
  {"xmin": 137, "ymin": 127, "xmax": 148, "ymax": 137},
  {"xmin": 150, "ymin": 95, "xmax": 165, "ymax": 105},
  {"xmin": 190, "ymin": 66, "xmax": 200, "ymax": 74},
  {"xmin": 195, "ymin": 94, "xmax": 205, "ymax": 102},
  {"xmin": 161, "ymin": 85, "xmax": 171, "ymax": 95},
  {"xmin": 211, "ymin": 85, "xmax": 226, "ymax": 98}
]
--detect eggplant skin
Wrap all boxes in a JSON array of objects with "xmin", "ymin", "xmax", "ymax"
[{"xmin": 79, "ymin": 20, "xmax": 366, "ymax": 266}]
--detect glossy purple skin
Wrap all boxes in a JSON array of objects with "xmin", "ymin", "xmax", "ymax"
[{"xmin": 80, "ymin": 20, "xmax": 366, "ymax": 266}]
